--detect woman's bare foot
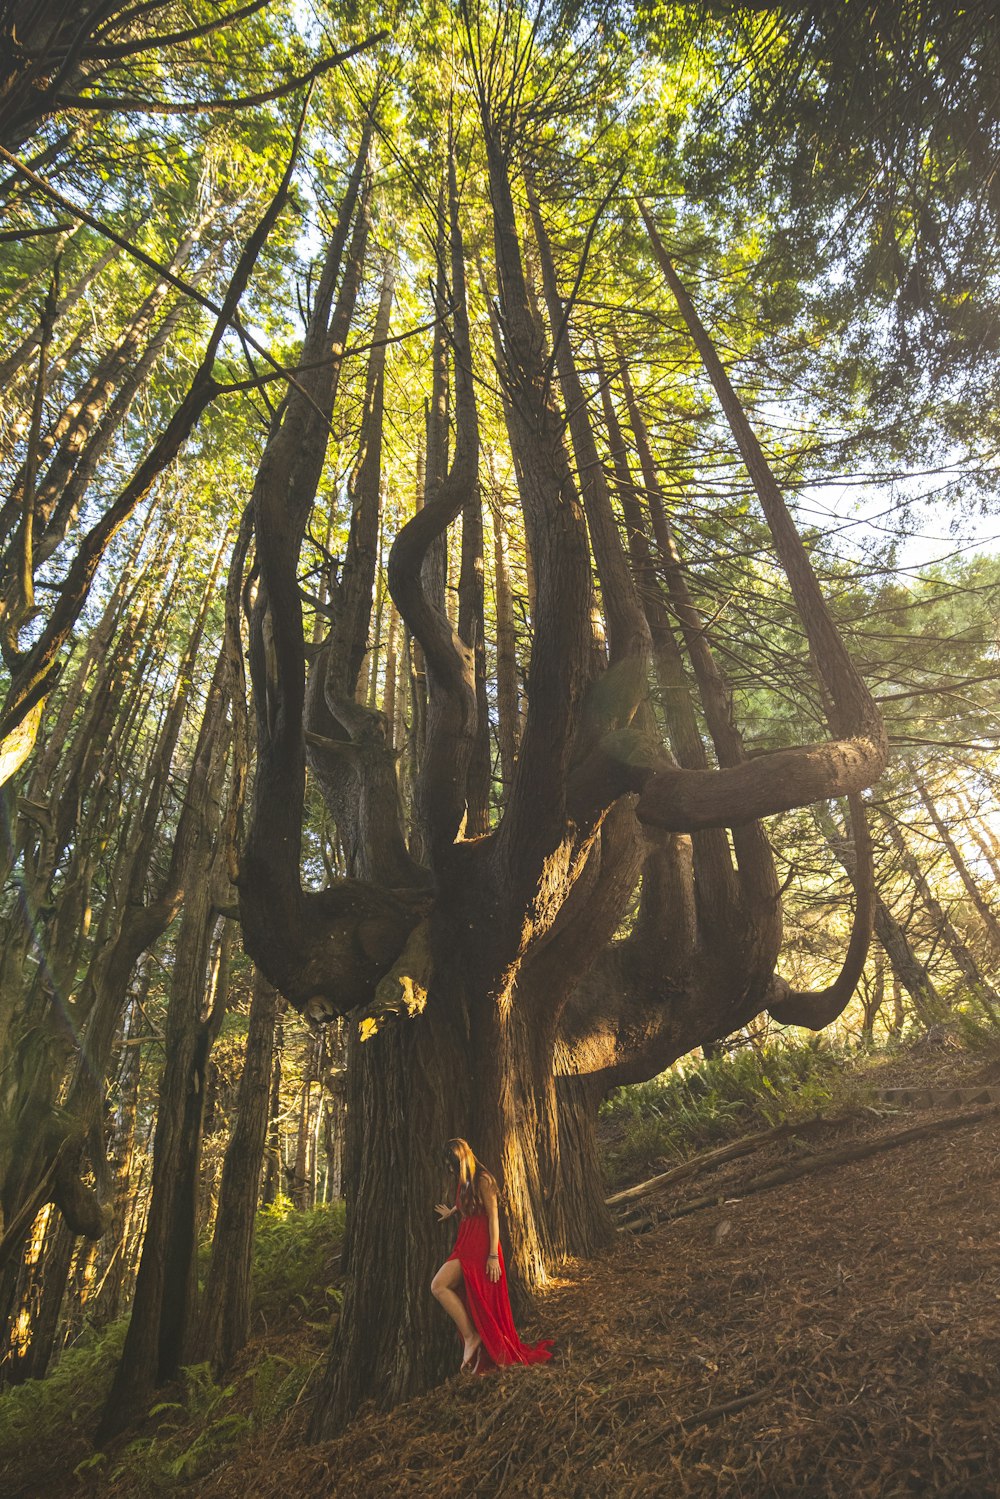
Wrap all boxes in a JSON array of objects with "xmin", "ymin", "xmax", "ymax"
[{"xmin": 461, "ymin": 1333, "xmax": 482, "ymax": 1372}]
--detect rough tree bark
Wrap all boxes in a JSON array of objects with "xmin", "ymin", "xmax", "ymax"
[{"xmin": 197, "ymin": 968, "xmax": 280, "ymax": 1373}]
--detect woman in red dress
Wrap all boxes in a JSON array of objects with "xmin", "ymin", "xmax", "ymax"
[{"xmin": 431, "ymin": 1138, "xmax": 553, "ymax": 1375}]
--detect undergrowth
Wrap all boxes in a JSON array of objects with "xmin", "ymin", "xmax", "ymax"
[
  {"xmin": 952, "ymin": 988, "xmax": 1000, "ymax": 1056},
  {"xmin": 0, "ymin": 1318, "xmax": 127, "ymax": 1489},
  {"xmin": 83, "ymin": 1351, "xmax": 320, "ymax": 1490},
  {"xmin": 0, "ymin": 1198, "xmax": 344, "ymax": 1495},
  {"xmin": 251, "ymin": 1196, "xmax": 345, "ymax": 1326},
  {"xmin": 599, "ymin": 1037, "xmax": 872, "ymax": 1188}
]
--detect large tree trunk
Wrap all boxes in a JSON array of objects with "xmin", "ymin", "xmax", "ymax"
[
  {"xmin": 243, "ymin": 59, "xmax": 891, "ymax": 1446},
  {"xmin": 311, "ymin": 911, "xmax": 570, "ymax": 1436},
  {"xmin": 311, "ymin": 966, "xmax": 476, "ymax": 1433},
  {"xmin": 552, "ymin": 1073, "xmax": 614, "ymax": 1256},
  {"xmin": 1, "ymin": 1210, "xmax": 73, "ymax": 1383}
]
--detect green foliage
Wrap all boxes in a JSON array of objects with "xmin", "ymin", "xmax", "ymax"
[
  {"xmin": 0, "ymin": 1199, "xmax": 344, "ymax": 1491},
  {"xmin": 249, "ymin": 1350, "xmax": 319, "ymax": 1426},
  {"xmin": 952, "ymin": 990, "xmax": 1000, "ymax": 1058},
  {"xmin": 601, "ymin": 1038, "xmax": 870, "ymax": 1187},
  {"xmin": 251, "ymin": 1197, "xmax": 345, "ymax": 1324},
  {"xmin": 109, "ymin": 1363, "xmax": 251, "ymax": 1488},
  {"xmin": 102, "ymin": 1347, "xmax": 322, "ymax": 1489},
  {"xmin": 0, "ymin": 1319, "xmax": 127, "ymax": 1488}
]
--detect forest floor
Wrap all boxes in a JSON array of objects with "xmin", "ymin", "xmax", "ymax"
[{"xmin": 21, "ymin": 1046, "xmax": 1000, "ymax": 1498}]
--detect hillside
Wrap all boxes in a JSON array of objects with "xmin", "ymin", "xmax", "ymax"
[{"xmin": 15, "ymin": 1047, "xmax": 995, "ymax": 1499}]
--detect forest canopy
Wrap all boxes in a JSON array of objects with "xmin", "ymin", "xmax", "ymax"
[{"xmin": 0, "ymin": 0, "xmax": 997, "ymax": 1443}]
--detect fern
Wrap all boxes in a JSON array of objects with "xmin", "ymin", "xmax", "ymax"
[
  {"xmin": 0, "ymin": 1318, "xmax": 127, "ymax": 1481},
  {"xmin": 250, "ymin": 1197, "xmax": 345, "ymax": 1323},
  {"xmin": 601, "ymin": 1036, "xmax": 869, "ymax": 1186}
]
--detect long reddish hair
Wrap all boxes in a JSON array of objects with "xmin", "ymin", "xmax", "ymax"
[{"xmin": 443, "ymin": 1138, "xmax": 497, "ymax": 1217}]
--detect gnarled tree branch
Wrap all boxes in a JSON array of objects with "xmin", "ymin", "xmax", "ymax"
[
  {"xmin": 634, "ymin": 207, "xmax": 887, "ymax": 856},
  {"xmin": 387, "ymin": 144, "xmax": 480, "ymax": 861}
]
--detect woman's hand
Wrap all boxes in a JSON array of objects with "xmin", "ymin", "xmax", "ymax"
[
  {"xmin": 434, "ymin": 1202, "xmax": 456, "ymax": 1221},
  {"xmin": 487, "ymin": 1252, "xmax": 501, "ymax": 1283}
]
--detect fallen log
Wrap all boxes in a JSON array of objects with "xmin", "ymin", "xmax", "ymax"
[
  {"xmin": 877, "ymin": 1084, "xmax": 1000, "ymax": 1110},
  {"xmin": 627, "ymin": 1100, "xmax": 1000, "ymax": 1231},
  {"xmin": 606, "ymin": 1114, "xmax": 853, "ymax": 1209}
]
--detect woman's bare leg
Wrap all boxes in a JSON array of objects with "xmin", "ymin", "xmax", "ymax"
[{"xmin": 431, "ymin": 1259, "xmax": 481, "ymax": 1366}]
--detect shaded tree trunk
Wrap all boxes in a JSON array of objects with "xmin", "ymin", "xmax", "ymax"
[
  {"xmin": 198, "ymin": 968, "xmax": 280, "ymax": 1373},
  {"xmin": 311, "ymin": 971, "xmax": 477, "ymax": 1431},
  {"xmin": 97, "ymin": 662, "xmax": 232, "ymax": 1439},
  {"xmin": 492, "ymin": 513, "xmax": 521, "ymax": 797},
  {"xmin": 261, "ymin": 1009, "xmax": 285, "ymax": 1208},
  {"xmin": 87, "ymin": 992, "xmax": 144, "ymax": 1330},
  {"xmin": 860, "ymin": 944, "xmax": 886, "ymax": 1043},
  {"xmin": 458, "ymin": 478, "xmax": 491, "ymax": 834},
  {"xmin": 875, "ymin": 899, "xmax": 943, "ymax": 1026}
]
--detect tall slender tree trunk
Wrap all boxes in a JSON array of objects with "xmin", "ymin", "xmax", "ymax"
[
  {"xmin": 825, "ymin": 813, "xmax": 942, "ymax": 1024},
  {"xmin": 876, "ymin": 899, "xmax": 943, "ymax": 1025},
  {"xmin": 88, "ymin": 993, "xmax": 144, "ymax": 1329},
  {"xmin": 861, "ymin": 944, "xmax": 886, "ymax": 1042},
  {"xmin": 261, "ymin": 1010, "xmax": 285, "ymax": 1208},
  {"xmin": 198, "ymin": 969, "xmax": 279, "ymax": 1373},
  {"xmin": 956, "ymin": 790, "xmax": 1000, "ymax": 884},
  {"xmin": 913, "ymin": 774, "xmax": 1000, "ymax": 956},
  {"xmin": 97, "ymin": 668, "xmax": 232, "ymax": 1437},
  {"xmin": 291, "ymin": 1066, "xmax": 313, "ymax": 1210},
  {"xmin": 884, "ymin": 810, "xmax": 1000, "ymax": 1010},
  {"xmin": 492, "ymin": 515, "xmax": 521, "ymax": 798},
  {"xmin": 458, "ymin": 478, "xmax": 491, "ymax": 834},
  {"xmin": 890, "ymin": 969, "xmax": 905, "ymax": 1035}
]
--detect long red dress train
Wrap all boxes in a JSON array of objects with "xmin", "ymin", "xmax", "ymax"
[{"xmin": 447, "ymin": 1201, "xmax": 553, "ymax": 1372}]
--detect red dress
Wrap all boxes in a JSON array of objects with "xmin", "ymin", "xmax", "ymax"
[{"xmin": 447, "ymin": 1192, "xmax": 553, "ymax": 1371}]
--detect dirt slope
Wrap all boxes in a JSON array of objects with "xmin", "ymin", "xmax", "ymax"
[{"xmin": 193, "ymin": 1074, "xmax": 1000, "ymax": 1499}]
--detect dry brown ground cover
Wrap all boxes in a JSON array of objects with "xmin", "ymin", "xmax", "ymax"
[
  {"xmin": 27, "ymin": 1048, "xmax": 1000, "ymax": 1499},
  {"xmin": 186, "ymin": 1055, "xmax": 1000, "ymax": 1499}
]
